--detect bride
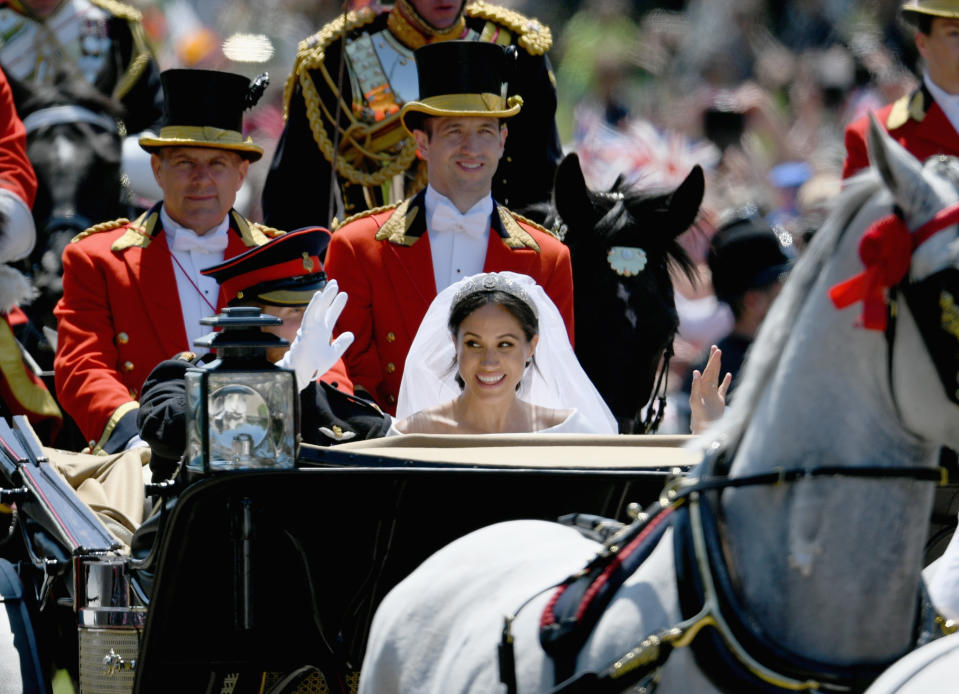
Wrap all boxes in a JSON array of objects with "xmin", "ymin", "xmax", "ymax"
[{"xmin": 392, "ymin": 272, "xmax": 617, "ymax": 435}]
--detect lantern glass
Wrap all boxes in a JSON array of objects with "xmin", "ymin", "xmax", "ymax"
[{"xmin": 185, "ymin": 368, "xmax": 296, "ymax": 473}]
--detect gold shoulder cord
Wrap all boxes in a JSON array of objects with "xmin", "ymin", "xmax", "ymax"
[
  {"xmin": 466, "ymin": 0, "xmax": 553, "ymax": 55},
  {"xmin": 89, "ymin": 0, "xmax": 153, "ymax": 101},
  {"xmin": 70, "ymin": 218, "xmax": 131, "ymax": 243},
  {"xmin": 333, "ymin": 201, "xmax": 401, "ymax": 231},
  {"xmin": 289, "ymin": 8, "xmax": 418, "ymax": 188}
]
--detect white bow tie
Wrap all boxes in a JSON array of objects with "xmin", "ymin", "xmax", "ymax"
[
  {"xmin": 171, "ymin": 230, "xmax": 229, "ymax": 254},
  {"xmin": 430, "ymin": 203, "xmax": 490, "ymax": 239}
]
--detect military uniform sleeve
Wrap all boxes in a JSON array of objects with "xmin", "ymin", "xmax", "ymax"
[
  {"xmin": 137, "ymin": 357, "xmax": 192, "ymax": 480},
  {"xmin": 54, "ymin": 241, "xmax": 138, "ymax": 449},
  {"xmin": 494, "ymin": 50, "xmax": 562, "ymax": 210},
  {"xmin": 324, "ymin": 228, "xmax": 384, "ymax": 402}
]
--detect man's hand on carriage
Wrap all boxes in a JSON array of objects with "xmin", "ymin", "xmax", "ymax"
[
  {"xmin": 278, "ymin": 280, "xmax": 354, "ymax": 391},
  {"xmin": 689, "ymin": 345, "xmax": 732, "ymax": 435}
]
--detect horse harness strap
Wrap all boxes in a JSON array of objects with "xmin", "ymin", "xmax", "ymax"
[{"xmin": 495, "ymin": 451, "xmax": 947, "ymax": 694}]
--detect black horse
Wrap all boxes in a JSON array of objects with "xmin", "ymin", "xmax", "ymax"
[
  {"xmin": 8, "ymin": 67, "xmax": 127, "ymax": 333},
  {"xmin": 525, "ymin": 153, "xmax": 702, "ymax": 433}
]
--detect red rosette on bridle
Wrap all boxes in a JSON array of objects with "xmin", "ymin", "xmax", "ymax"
[{"xmin": 828, "ymin": 214, "xmax": 911, "ymax": 331}]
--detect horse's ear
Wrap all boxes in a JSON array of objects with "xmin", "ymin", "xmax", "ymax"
[
  {"xmin": 866, "ymin": 113, "xmax": 930, "ymax": 223},
  {"xmin": 553, "ymin": 152, "xmax": 594, "ymax": 241},
  {"xmin": 665, "ymin": 165, "xmax": 705, "ymax": 239}
]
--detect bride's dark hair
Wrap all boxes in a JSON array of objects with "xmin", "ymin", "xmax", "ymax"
[{"xmin": 447, "ymin": 290, "xmax": 539, "ymax": 389}]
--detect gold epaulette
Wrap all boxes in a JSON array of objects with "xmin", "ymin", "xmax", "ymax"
[
  {"xmin": 70, "ymin": 218, "xmax": 132, "ymax": 244},
  {"xmin": 508, "ymin": 209, "xmax": 559, "ymax": 239},
  {"xmin": 333, "ymin": 201, "xmax": 401, "ymax": 232},
  {"xmin": 89, "ymin": 0, "xmax": 141, "ymax": 22},
  {"xmin": 467, "ymin": 0, "xmax": 552, "ymax": 55},
  {"xmin": 887, "ymin": 89, "xmax": 927, "ymax": 130},
  {"xmin": 284, "ymin": 6, "xmax": 379, "ymax": 117}
]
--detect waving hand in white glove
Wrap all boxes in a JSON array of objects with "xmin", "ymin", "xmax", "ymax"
[{"xmin": 277, "ymin": 280, "xmax": 355, "ymax": 391}]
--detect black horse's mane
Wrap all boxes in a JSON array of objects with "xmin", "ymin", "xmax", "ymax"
[{"xmin": 522, "ymin": 173, "xmax": 700, "ymax": 285}]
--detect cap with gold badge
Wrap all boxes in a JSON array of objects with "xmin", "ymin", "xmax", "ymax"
[{"xmin": 200, "ymin": 227, "xmax": 332, "ymax": 306}]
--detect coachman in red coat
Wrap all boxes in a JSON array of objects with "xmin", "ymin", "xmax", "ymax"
[{"xmin": 54, "ymin": 69, "xmax": 282, "ymax": 453}]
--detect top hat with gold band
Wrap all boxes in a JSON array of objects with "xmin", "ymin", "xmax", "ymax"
[
  {"xmin": 201, "ymin": 227, "xmax": 331, "ymax": 306},
  {"xmin": 139, "ymin": 69, "xmax": 268, "ymax": 161},
  {"xmin": 901, "ymin": 0, "xmax": 959, "ymax": 20},
  {"xmin": 399, "ymin": 41, "xmax": 523, "ymax": 135}
]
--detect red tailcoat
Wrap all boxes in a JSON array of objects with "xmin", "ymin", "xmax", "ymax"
[
  {"xmin": 53, "ymin": 205, "xmax": 307, "ymax": 450},
  {"xmin": 843, "ymin": 85, "xmax": 959, "ymax": 179},
  {"xmin": 325, "ymin": 192, "xmax": 574, "ymax": 413}
]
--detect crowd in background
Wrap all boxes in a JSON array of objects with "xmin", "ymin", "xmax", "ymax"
[{"xmin": 126, "ymin": 0, "xmax": 922, "ymax": 432}]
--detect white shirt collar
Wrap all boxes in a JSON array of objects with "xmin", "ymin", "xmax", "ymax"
[
  {"xmin": 425, "ymin": 185, "xmax": 493, "ymax": 237},
  {"xmin": 160, "ymin": 205, "xmax": 230, "ymax": 245},
  {"xmin": 924, "ymin": 71, "xmax": 959, "ymax": 136}
]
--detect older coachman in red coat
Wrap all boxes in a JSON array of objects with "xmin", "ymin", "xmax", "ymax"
[
  {"xmin": 325, "ymin": 41, "xmax": 573, "ymax": 413},
  {"xmin": 53, "ymin": 69, "xmax": 283, "ymax": 454},
  {"xmin": 843, "ymin": 0, "xmax": 959, "ymax": 178}
]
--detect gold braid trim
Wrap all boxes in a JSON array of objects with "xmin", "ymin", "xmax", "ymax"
[
  {"xmin": 70, "ymin": 218, "xmax": 132, "ymax": 243},
  {"xmin": 497, "ymin": 207, "xmax": 540, "ymax": 251},
  {"xmin": 91, "ymin": 401, "xmax": 139, "ymax": 455},
  {"xmin": 89, "ymin": 0, "xmax": 154, "ymax": 102},
  {"xmin": 509, "ymin": 210, "xmax": 560, "ymax": 239},
  {"xmin": 283, "ymin": 8, "xmax": 377, "ymax": 118},
  {"xmin": 291, "ymin": 8, "xmax": 419, "ymax": 187},
  {"xmin": 90, "ymin": 0, "xmax": 141, "ymax": 21},
  {"xmin": 466, "ymin": 0, "xmax": 552, "ymax": 55},
  {"xmin": 332, "ymin": 201, "xmax": 401, "ymax": 232}
]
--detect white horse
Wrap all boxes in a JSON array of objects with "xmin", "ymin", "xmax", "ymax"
[{"xmin": 358, "ymin": 118, "xmax": 959, "ymax": 694}]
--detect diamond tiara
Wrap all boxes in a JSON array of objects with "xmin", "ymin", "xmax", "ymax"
[{"xmin": 451, "ymin": 273, "xmax": 538, "ymax": 318}]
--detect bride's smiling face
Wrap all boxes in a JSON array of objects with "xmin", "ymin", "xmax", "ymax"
[{"xmin": 455, "ymin": 303, "xmax": 538, "ymax": 399}]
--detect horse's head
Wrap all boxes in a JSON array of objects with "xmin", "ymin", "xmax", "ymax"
[
  {"xmin": 861, "ymin": 115, "xmax": 959, "ymax": 451},
  {"xmin": 551, "ymin": 153, "xmax": 701, "ymax": 428},
  {"xmin": 9, "ymin": 67, "xmax": 126, "ymax": 328}
]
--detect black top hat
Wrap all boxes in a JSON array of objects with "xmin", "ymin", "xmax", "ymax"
[
  {"xmin": 139, "ymin": 69, "xmax": 268, "ymax": 161},
  {"xmin": 201, "ymin": 227, "xmax": 331, "ymax": 306},
  {"xmin": 708, "ymin": 210, "xmax": 794, "ymax": 305},
  {"xmin": 399, "ymin": 41, "xmax": 523, "ymax": 134}
]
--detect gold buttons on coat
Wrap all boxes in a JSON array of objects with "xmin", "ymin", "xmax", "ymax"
[
  {"xmin": 116, "ymin": 332, "xmax": 129, "ymax": 344},
  {"xmin": 122, "ymin": 361, "xmax": 134, "ymax": 372},
  {"xmin": 386, "ymin": 362, "xmax": 396, "ymax": 374},
  {"xmin": 386, "ymin": 331, "xmax": 396, "ymax": 343},
  {"xmin": 388, "ymin": 394, "xmax": 396, "ymax": 403}
]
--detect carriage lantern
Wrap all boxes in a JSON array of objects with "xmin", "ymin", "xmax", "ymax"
[{"xmin": 184, "ymin": 306, "xmax": 298, "ymax": 474}]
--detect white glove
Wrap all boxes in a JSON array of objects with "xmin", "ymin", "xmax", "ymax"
[{"xmin": 276, "ymin": 280, "xmax": 355, "ymax": 392}]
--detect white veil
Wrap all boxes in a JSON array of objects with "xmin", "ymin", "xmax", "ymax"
[{"xmin": 396, "ymin": 272, "xmax": 617, "ymax": 434}]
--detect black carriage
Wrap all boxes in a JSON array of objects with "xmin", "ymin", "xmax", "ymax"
[{"xmin": 0, "ymin": 417, "xmax": 703, "ymax": 693}]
